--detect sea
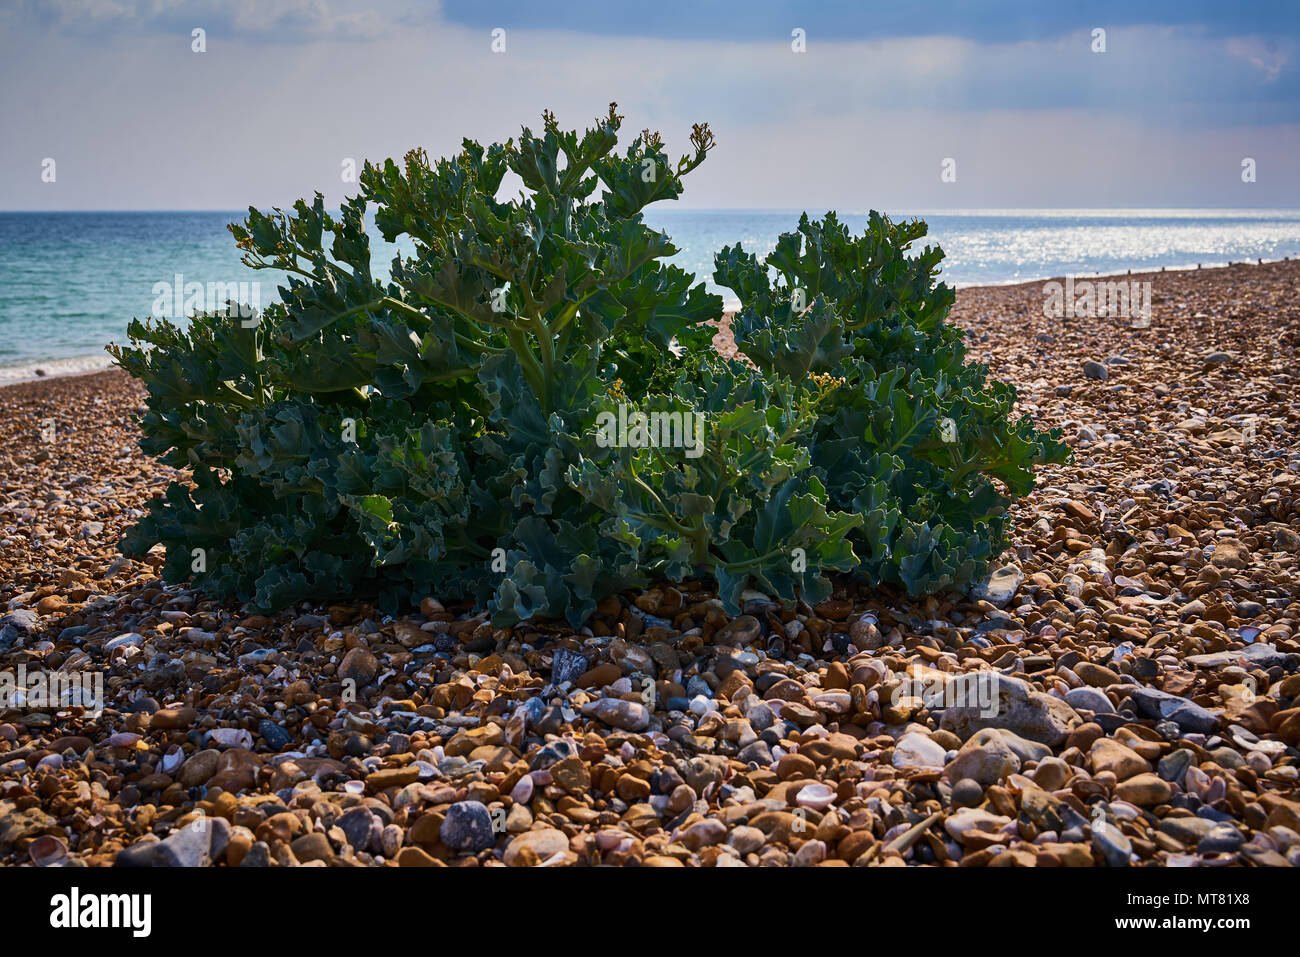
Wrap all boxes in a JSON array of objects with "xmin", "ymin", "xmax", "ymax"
[{"xmin": 3, "ymin": 208, "xmax": 1300, "ymax": 384}]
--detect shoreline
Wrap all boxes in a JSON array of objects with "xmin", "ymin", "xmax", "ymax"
[
  {"xmin": 0, "ymin": 256, "xmax": 1289, "ymax": 392},
  {"xmin": 0, "ymin": 355, "xmax": 116, "ymax": 389}
]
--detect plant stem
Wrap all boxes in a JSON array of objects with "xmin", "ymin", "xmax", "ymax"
[
  {"xmin": 506, "ymin": 329, "xmax": 546, "ymax": 397},
  {"xmin": 629, "ymin": 473, "xmax": 692, "ymax": 538}
]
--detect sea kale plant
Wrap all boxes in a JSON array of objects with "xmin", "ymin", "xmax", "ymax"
[{"xmin": 110, "ymin": 104, "xmax": 1068, "ymax": 626}]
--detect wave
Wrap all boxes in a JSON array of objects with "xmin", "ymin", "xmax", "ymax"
[{"xmin": 0, "ymin": 355, "xmax": 117, "ymax": 387}]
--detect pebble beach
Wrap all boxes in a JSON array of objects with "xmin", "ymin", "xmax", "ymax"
[{"xmin": 2, "ymin": 260, "xmax": 1298, "ymax": 868}]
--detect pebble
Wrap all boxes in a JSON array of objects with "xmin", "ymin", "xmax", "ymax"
[
  {"xmin": 728, "ymin": 825, "xmax": 766, "ymax": 854},
  {"xmin": 337, "ymin": 808, "xmax": 382, "ymax": 853},
  {"xmin": 580, "ymin": 698, "xmax": 650, "ymax": 731},
  {"xmin": 940, "ymin": 673, "xmax": 1082, "ymax": 746},
  {"xmin": 504, "ymin": 828, "xmax": 568, "ymax": 867},
  {"xmin": 1065, "ymin": 686, "xmax": 1114, "ymax": 714},
  {"xmin": 893, "ymin": 732, "xmax": 947, "ymax": 770},
  {"xmin": 1126, "ymin": 688, "xmax": 1220, "ymax": 733},
  {"xmin": 944, "ymin": 728, "xmax": 1020, "ymax": 786},
  {"xmin": 1114, "ymin": 773, "xmax": 1173, "ymax": 806},
  {"xmin": 338, "ymin": 647, "xmax": 378, "ymax": 686},
  {"xmin": 950, "ymin": 778, "xmax": 985, "ymax": 808},
  {"xmin": 440, "ymin": 802, "xmax": 494, "ymax": 853},
  {"xmin": 1092, "ymin": 819, "xmax": 1132, "ymax": 867},
  {"xmin": 104, "ymin": 632, "xmax": 144, "ymax": 652},
  {"xmin": 551, "ymin": 648, "xmax": 587, "ymax": 686},
  {"xmin": 1090, "ymin": 738, "xmax": 1150, "ymax": 780},
  {"xmin": 969, "ymin": 564, "xmax": 1023, "ymax": 607},
  {"xmin": 1197, "ymin": 824, "xmax": 1244, "ymax": 854}
]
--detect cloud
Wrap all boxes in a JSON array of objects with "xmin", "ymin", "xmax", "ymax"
[
  {"xmin": 1227, "ymin": 36, "xmax": 1292, "ymax": 82},
  {"xmin": 439, "ymin": 0, "xmax": 1300, "ymax": 44},
  {"xmin": 15, "ymin": 0, "xmax": 426, "ymax": 41},
  {"xmin": 27, "ymin": 0, "xmax": 135, "ymax": 25}
]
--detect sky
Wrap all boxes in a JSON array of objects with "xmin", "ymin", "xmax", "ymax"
[{"xmin": 1, "ymin": 0, "xmax": 1297, "ymax": 210}]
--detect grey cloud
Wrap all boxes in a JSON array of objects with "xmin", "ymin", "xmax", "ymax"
[{"xmin": 15, "ymin": 0, "xmax": 422, "ymax": 40}]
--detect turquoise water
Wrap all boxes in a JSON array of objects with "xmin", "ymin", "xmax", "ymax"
[{"xmin": 3, "ymin": 208, "xmax": 1300, "ymax": 380}]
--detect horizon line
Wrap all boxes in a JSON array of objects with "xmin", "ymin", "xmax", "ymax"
[{"xmin": 3, "ymin": 205, "xmax": 1300, "ymax": 214}]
